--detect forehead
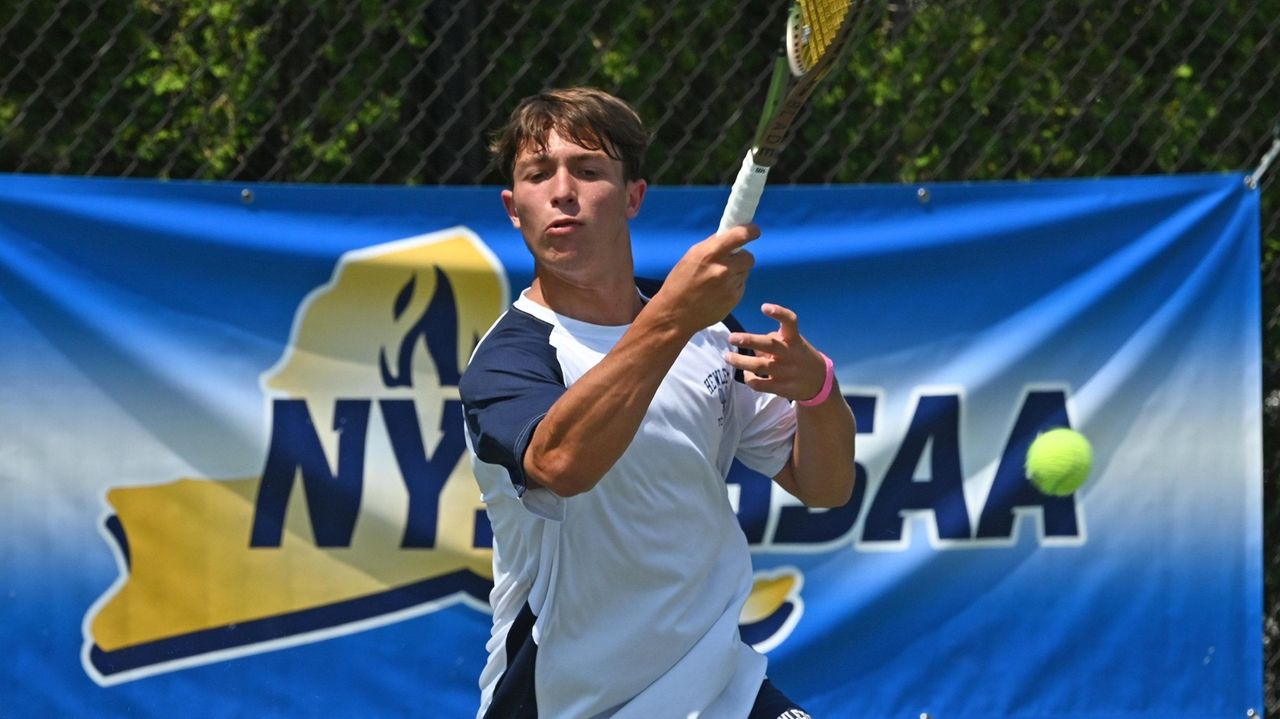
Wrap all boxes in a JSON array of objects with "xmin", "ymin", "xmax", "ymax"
[{"xmin": 514, "ymin": 131, "xmax": 616, "ymax": 166}]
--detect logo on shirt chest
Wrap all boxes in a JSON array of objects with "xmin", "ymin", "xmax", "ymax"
[{"xmin": 702, "ymin": 366, "xmax": 732, "ymax": 426}]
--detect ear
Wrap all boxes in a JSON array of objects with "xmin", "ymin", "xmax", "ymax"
[
  {"xmin": 625, "ymin": 179, "xmax": 647, "ymax": 220},
  {"xmin": 500, "ymin": 188, "xmax": 521, "ymax": 228}
]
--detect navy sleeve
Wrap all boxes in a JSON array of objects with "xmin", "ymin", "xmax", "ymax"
[{"xmin": 459, "ymin": 309, "xmax": 566, "ymax": 494}]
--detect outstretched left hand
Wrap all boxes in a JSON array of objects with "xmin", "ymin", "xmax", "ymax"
[{"xmin": 726, "ymin": 303, "xmax": 829, "ymax": 402}]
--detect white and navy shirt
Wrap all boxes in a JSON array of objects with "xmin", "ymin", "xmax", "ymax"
[{"xmin": 460, "ymin": 284, "xmax": 797, "ymax": 718}]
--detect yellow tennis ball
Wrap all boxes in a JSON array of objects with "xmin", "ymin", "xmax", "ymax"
[{"xmin": 1025, "ymin": 428, "xmax": 1093, "ymax": 496}]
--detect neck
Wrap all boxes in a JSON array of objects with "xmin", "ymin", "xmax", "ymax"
[{"xmin": 528, "ymin": 271, "xmax": 643, "ymax": 325}]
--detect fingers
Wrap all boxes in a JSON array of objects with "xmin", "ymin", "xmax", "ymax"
[
  {"xmin": 711, "ymin": 223, "xmax": 761, "ymax": 255},
  {"xmin": 657, "ymin": 224, "xmax": 759, "ymax": 334},
  {"xmin": 727, "ymin": 304, "xmax": 799, "ymax": 350},
  {"xmin": 725, "ymin": 350, "xmax": 774, "ymax": 376},
  {"xmin": 727, "ymin": 331, "xmax": 780, "ymax": 354},
  {"xmin": 725, "ymin": 302, "xmax": 823, "ymax": 400},
  {"xmin": 701, "ymin": 224, "xmax": 756, "ymax": 278},
  {"xmin": 761, "ymin": 303, "xmax": 798, "ymax": 339},
  {"xmin": 725, "ymin": 347, "xmax": 825, "ymax": 400}
]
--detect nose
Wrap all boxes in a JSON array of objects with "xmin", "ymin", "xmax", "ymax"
[{"xmin": 549, "ymin": 168, "xmax": 576, "ymax": 208}]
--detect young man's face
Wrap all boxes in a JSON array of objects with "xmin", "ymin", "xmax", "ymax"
[{"xmin": 501, "ymin": 130, "xmax": 646, "ymax": 284}]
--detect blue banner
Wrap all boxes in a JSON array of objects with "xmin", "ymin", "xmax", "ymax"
[{"xmin": 0, "ymin": 173, "xmax": 1263, "ymax": 717}]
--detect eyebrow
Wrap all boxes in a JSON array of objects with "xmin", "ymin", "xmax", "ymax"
[{"xmin": 515, "ymin": 146, "xmax": 612, "ymax": 169}]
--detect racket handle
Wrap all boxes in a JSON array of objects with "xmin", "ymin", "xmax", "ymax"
[{"xmin": 718, "ymin": 151, "xmax": 770, "ymax": 233}]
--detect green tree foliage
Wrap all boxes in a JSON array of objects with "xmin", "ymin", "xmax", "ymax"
[{"xmin": 2, "ymin": 1, "xmax": 1274, "ymax": 189}]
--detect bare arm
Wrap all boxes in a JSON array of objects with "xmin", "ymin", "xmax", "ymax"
[
  {"xmin": 523, "ymin": 225, "xmax": 760, "ymax": 496},
  {"xmin": 727, "ymin": 304, "xmax": 856, "ymax": 508}
]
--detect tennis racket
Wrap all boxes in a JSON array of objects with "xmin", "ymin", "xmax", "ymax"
[{"xmin": 719, "ymin": 0, "xmax": 863, "ymax": 232}]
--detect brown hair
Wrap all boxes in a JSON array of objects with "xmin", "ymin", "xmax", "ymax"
[{"xmin": 489, "ymin": 87, "xmax": 649, "ymax": 184}]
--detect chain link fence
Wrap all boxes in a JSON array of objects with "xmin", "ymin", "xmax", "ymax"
[{"xmin": 2, "ymin": 0, "xmax": 1278, "ymax": 709}]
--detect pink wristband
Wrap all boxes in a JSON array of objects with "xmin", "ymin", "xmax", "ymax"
[{"xmin": 797, "ymin": 353, "xmax": 834, "ymax": 407}]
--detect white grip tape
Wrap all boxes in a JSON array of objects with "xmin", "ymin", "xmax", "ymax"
[{"xmin": 718, "ymin": 151, "xmax": 770, "ymax": 233}]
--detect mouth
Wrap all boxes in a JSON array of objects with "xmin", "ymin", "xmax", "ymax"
[{"xmin": 546, "ymin": 217, "xmax": 583, "ymax": 236}]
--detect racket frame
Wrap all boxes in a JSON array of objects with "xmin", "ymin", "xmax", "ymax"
[{"xmin": 719, "ymin": 1, "xmax": 861, "ymax": 232}]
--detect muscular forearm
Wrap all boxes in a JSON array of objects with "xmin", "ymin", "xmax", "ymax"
[
  {"xmin": 522, "ymin": 305, "xmax": 690, "ymax": 497},
  {"xmin": 778, "ymin": 381, "xmax": 857, "ymax": 507}
]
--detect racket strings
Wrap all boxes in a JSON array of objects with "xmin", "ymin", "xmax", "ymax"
[{"xmin": 797, "ymin": 0, "xmax": 855, "ymax": 69}]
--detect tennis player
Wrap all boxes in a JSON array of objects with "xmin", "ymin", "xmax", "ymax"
[{"xmin": 460, "ymin": 87, "xmax": 855, "ymax": 718}]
